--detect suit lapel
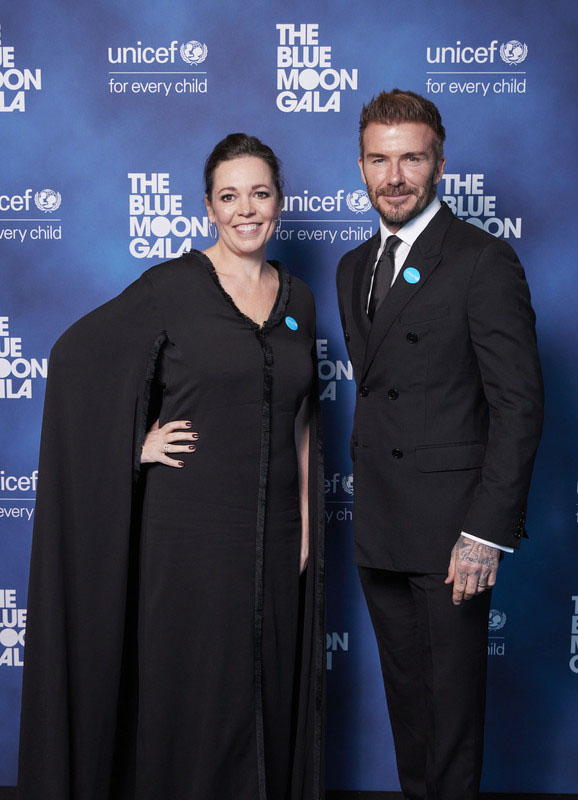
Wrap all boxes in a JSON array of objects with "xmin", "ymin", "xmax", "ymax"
[
  {"xmin": 351, "ymin": 233, "xmax": 379, "ymax": 342},
  {"xmin": 361, "ymin": 204, "xmax": 454, "ymax": 382}
]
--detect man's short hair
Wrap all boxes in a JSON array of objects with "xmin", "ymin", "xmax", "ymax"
[{"xmin": 359, "ymin": 89, "xmax": 446, "ymax": 162}]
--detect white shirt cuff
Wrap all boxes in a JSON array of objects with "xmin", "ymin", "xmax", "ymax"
[{"xmin": 461, "ymin": 531, "xmax": 514, "ymax": 554}]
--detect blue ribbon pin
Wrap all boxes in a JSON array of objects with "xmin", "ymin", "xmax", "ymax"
[{"xmin": 403, "ymin": 267, "xmax": 421, "ymax": 284}]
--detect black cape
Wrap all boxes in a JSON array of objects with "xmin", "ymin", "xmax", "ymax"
[{"xmin": 18, "ymin": 252, "xmax": 325, "ymax": 800}]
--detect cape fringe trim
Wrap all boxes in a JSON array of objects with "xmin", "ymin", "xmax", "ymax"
[
  {"xmin": 254, "ymin": 326, "xmax": 273, "ymax": 800},
  {"xmin": 194, "ymin": 249, "xmax": 290, "ymax": 333},
  {"xmin": 133, "ymin": 331, "xmax": 169, "ymax": 481},
  {"xmin": 253, "ymin": 271, "xmax": 292, "ymax": 800}
]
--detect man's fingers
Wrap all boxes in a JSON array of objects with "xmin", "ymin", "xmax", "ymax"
[
  {"xmin": 445, "ymin": 547, "xmax": 456, "ymax": 585},
  {"xmin": 452, "ymin": 566, "xmax": 467, "ymax": 604},
  {"xmin": 463, "ymin": 571, "xmax": 481, "ymax": 601},
  {"xmin": 452, "ymin": 566, "xmax": 483, "ymax": 604},
  {"xmin": 449, "ymin": 535, "xmax": 501, "ymax": 604},
  {"xmin": 474, "ymin": 567, "xmax": 493, "ymax": 593},
  {"xmin": 487, "ymin": 566, "xmax": 499, "ymax": 588}
]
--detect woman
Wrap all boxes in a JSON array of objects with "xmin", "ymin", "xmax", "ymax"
[{"xmin": 18, "ymin": 135, "xmax": 325, "ymax": 800}]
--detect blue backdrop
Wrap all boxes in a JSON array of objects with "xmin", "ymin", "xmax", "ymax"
[{"xmin": 1, "ymin": 0, "xmax": 577, "ymax": 792}]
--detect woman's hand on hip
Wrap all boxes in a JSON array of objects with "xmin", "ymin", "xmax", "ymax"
[{"xmin": 141, "ymin": 419, "xmax": 198, "ymax": 467}]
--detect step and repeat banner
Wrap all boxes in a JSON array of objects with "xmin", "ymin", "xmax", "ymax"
[{"xmin": 1, "ymin": 0, "xmax": 577, "ymax": 792}]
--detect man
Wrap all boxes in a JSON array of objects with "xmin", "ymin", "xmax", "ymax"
[{"xmin": 336, "ymin": 90, "xmax": 543, "ymax": 799}]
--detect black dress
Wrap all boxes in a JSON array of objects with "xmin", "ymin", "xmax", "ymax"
[{"xmin": 18, "ymin": 252, "xmax": 325, "ymax": 800}]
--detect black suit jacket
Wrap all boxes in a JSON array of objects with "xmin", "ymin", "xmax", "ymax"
[{"xmin": 336, "ymin": 203, "xmax": 543, "ymax": 573}]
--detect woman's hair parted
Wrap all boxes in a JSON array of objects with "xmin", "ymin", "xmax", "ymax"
[{"xmin": 204, "ymin": 133, "xmax": 284, "ymax": 200}]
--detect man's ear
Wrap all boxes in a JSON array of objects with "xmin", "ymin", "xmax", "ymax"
[
  {"xmin": 358, "ymin": 157, "xmax": 367, "ymax": 186},
  {"xmin": 433, "ymin": 156, "xmax": 446, "ymax": 186}
]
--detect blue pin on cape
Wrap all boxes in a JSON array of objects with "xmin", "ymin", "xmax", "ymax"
[
  {"xmin": 285, "ymin": 316, "xmax": 298, "ymax": 331},
  {"xmin": 403, "ymin": 267, "xmax": 421, "ymax": 284}
]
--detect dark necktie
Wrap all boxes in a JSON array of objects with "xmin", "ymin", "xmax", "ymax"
[{"xmin": 367, "ymin": 235, "xmax": 401, "ymax": 321}]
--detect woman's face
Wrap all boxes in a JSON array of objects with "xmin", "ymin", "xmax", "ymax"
[{"xmin": 205, "ymin": 156, "xmax": 281, "ymax": 259}]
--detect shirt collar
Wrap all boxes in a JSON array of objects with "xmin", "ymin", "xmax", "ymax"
[{"xmin": 379, "ymin": 196, "xmax": 442, "ymax": 249}]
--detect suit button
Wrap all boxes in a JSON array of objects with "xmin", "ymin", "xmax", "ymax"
[
  {"xmin": 387, "ymin": 388, "xmax": 399, "ymax": 400},
  {"xmin": 359, "ymin": 385, "xmax": 369, "ymax": 397},
  {"xmin": 406, "ymin": 332, "xmax": 419, "ymax": 344},
  {"xmin": 391, "ymin": 448, "xmax": 403, "ymax": 459},
  {"xmin": 345, "ymin": 332, "xmax": 350, "ymax": 342}
]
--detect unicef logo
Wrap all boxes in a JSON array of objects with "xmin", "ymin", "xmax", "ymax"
[
  {"xmin": 34, "ymin": 189, "xmax": 61, "ymax": 213},
  {"xmin": 346, "ymin": 190, "xmax": 372, "ymax": 214},
  {"xmin": 342, "ymin": 474, "xmax": 354, "ymax": 495},
  {"xmin": 180, "ymin": 40, "xmax": 208, "ymax": 65},
  {"xmin": 500, "ymin": 40, "xmax": 528, "ymax": 65},
  {"xmin": 488, "ymin": 608, "xmax": 507, "ymax": 631}
]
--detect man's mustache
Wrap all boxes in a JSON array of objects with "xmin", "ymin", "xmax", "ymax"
[{"xmin": 376, "ymin": 186, "xmax": 418, "ymax": 198}]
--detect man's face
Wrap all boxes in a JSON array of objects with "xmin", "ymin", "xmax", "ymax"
[{"xmin": 358, "ymin": 121, "xmax": 445, "ymax": 232}]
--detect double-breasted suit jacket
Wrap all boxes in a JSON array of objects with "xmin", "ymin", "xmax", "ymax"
[{"xmin": 336, "ymin": 202, "xmax": 544, "ymax": 573}]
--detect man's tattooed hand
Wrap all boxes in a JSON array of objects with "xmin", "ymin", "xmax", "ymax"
[{"xmin": 445, "ymin": 534, "xmax": 500, "ymax": 606}]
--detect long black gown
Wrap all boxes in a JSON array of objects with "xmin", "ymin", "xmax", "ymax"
[{"xmin": 18, "ymin": 252, "xmax": 325, "ymax": 800}]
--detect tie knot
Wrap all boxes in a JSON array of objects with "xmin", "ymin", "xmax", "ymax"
[{"xmin": 384, "ymin": 235, "xmax": 401, "ymax": 256}]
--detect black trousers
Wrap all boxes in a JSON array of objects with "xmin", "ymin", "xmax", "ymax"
[{"xmin": 358, "ymin": 566, "xmax": 492, "ymax": 800}]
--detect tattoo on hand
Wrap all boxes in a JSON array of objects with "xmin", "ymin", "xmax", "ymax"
[{"xmin": 455, "ymin": 536, "xmax": 499, "ymax": 569}]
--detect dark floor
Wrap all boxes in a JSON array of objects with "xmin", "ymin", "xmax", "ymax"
[
  {"xmin": 2, "ymin": 791, "xmax": 576, "ymax": 799},
  {"xmin": 327, "ymin": 794, "xmax": 577, "ymax": 799}
]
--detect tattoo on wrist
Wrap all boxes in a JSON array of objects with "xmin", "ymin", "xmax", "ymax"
[{"xmin": 456, "ymin": 536, "xmax": 499, "ymax": 568}]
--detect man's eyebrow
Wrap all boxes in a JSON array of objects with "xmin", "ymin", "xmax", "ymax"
[{"xmin": 363, "ymin": 150, "xmax": 430, "ymax": 159}]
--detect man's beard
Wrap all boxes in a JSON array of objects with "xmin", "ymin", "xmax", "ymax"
[{"xmin": 368, "ymin": 168, "xmax": 438, "ymax": 228}]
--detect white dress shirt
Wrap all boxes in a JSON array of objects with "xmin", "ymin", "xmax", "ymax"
[{"xmin": 369, "ymin": 197, "xmax": 513, "ymax": 554}]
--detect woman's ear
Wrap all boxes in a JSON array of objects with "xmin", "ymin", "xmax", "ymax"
[{"xmin": 205, "ymin": 194, "xmax": 215, "ymax": 223}]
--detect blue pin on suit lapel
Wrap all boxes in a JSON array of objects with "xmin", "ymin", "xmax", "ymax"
[{"xmin": 403, "ymin": 267, "xmax": 421, "ymax": 284}]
